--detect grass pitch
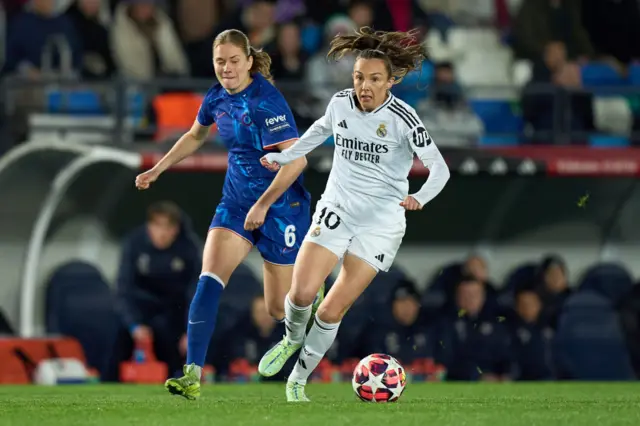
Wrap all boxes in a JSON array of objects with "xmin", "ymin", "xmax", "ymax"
[{"xmin": 0, "ymin": 383, "xmax": 638, "ymax": 426}]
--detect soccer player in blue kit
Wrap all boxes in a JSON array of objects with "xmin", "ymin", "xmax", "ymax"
[{"xmin": 135, "ymin": 29, "xmax": 323, "ymax": 399}]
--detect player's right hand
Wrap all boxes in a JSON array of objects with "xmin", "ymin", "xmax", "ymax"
[
  {"xmin": 135, "ymin": 168, "xmax": 160, "ymax": 190},
  {"xmin": 260, "ymin": 154, "xmax": 282, "ymax": 172}
]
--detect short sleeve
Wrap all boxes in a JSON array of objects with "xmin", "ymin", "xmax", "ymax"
[
  {"xmin": 254, "ymin": 94, "xmax": 299, "ymax": 150},
  {"xmin": 196, "ymin": 90, "xmax": 215, "ymax": 127}
]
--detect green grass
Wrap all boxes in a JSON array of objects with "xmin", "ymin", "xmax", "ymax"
[{"xmin": 0, "ymin": 383, "xmax": 639, "ymax": 426}]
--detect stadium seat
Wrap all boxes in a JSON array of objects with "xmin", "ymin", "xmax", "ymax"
[
  {"xmin": 448, "ymin": 28, "xmax": 501, "ymax": 55},
  {"xmin": 392, "ymin": 62, "xmax": 433, "ymax": 107},
  {"xmin": 579, "ymin": 263, "xmax": 634, "ymax": 306},
  {"xmin": 478, "ymin": 135, "xmax": 519, "ymax": 146},
  {"xmin": 455, "ymin": 49, "xmax": 513, "ymax": 87},
  {"xmin": 588, "ymin": 135, "xmax": 630, "ymax": 148},
  {"xmin": 554, "ymin": 291, "xmax": 635, "ymax": 380},
  {"xmin": 593, "ymin": 97, "xmax": 633, "ymax": 134},
  {"xmin": 469, "ymin": 99, "xmax": 523, "ymax": 137},
  {"xmin": 45, "ymin": 260, "xmax": 118, "ymax": 379},
  {"xmin": 300, "ymin": 24, "xmax": 322, "ymax": 54},
  {"xmin": 629, "ymin": 64, "xmax": 640, "ymax": 85},
  {"xmin": 581, "ymin": 63, "xmax": 626, "ymax": 87},
  {"xmin": 47, "ymin": 90, "xmax": 104, "ymax": 114}
]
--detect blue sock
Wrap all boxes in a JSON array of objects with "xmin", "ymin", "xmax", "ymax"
[{"xmin": 186, "ymin": 273, "xmax": 224, "ymax": 367}]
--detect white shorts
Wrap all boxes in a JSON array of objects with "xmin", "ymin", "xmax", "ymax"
[{"xmin": 303, "ymin": 200, "xmax": 405, "ymax": 272}]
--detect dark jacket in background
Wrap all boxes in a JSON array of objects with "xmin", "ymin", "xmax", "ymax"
[
  {"xmin": 115, "ymin": 217, "xmax": 201, "ymax": 333},
  {"xmin": 65, "ymin": 2, "xmax": 116, "ymax": 79},
  {"xmin": 3, "ymin": 10, "xmax": 82, "ymax": 74},
  {"xmin": 363, "ymin": 321, "xmax": 433, "ymax": 365},
  {"xmin": 509, "ymin": 318, "xmax": 555, "ymax": 380}
]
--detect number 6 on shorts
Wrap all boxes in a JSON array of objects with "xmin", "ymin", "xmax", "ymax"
[{"xmin": 284, "ymin": 224, "xmax": 296, "ymax": 247}]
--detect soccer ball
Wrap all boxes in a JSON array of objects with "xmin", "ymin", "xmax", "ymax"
[{"xmin": 352, "ymin": 353, "xmax": 406, "ymax": 402}]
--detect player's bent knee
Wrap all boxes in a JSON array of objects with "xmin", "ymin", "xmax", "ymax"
[
  {"xmin": 316, "ymin": 303, "xmax": 344, "ymax": 324},
  {"xmin": 265, "ymin": 301, "xmax": 285, "ymax": 320},
  {"xmin": 289, "ymin": 289, "xmax": 316, "ymax": 308}
]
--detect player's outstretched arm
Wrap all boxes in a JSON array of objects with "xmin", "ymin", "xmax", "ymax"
[
  {"xmin": 404, "ymin": 126, "xmax": 450, "ymax": 210},
  {"xmin": 135, "ymin": 120, "xmax": 211, "ymax": 190}
]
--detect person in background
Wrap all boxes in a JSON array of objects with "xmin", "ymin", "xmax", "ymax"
[
  {"xmin": 434, "ymin": 274, "xmax": 512, "ymax": 381},
  {"xmin": 522, "ymin": 61, "xmax": 595, "ymax": 144},
  {"xmin": 212, "ymin": 0, "xmax": 277, "ymax": 49},
  {"xmin": 108, "ymin": 201, "xmax": 201, "ymax": 381},
  {"xmin": 175, "ymin": 0, "xmax": 224, "ymax": 78},
  {"xmin": 65, "ymin": 0, "xmax": 115, "ymax": 79},
  {"xmin": 510, "ymin": 286, "xmax": 555, "ymax": 380},
  {"xmin": 536, "ymin": 255, "xmax": 572, "ymax": 328},
  {"xmin": 3, "ymin": 0, "xmax": 82, "ymax": 76},
  {"xmin": 418, "ymin": 62, "xmax": 484, "ymax": 147},
  {"xmin": 269, "ymin": 21, "xmax": 308, "ymax": 81},
  {"xmin": 110, "ymin": 0, "xmax": 189, "ymax": 80},
  {"xmin": 513, "ymin": 0, "xmax": 593, "ymax": 62},
  {"xmin": 227, "ymin": 295, "xmax": 291, "ymax": 381},
  {"xmin": 363, "ymin": 279, "xmax": 432, "ymax": 365}
]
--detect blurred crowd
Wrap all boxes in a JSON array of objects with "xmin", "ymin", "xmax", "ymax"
[
  {"xmin": 5, "ymin": 201, "xmax": 635, "ymax": 383},
  {"xmin": 1, "ymin": 0, "xmax": 640, "ymax": 148}
]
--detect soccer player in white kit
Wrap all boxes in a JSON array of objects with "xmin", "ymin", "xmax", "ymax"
[{"xmin": 256, "ymin": 27, "xmax": 450, "ymax": 401}]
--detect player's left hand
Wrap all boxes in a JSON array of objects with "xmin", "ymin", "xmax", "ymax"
[
  {"xmin": 400, "ymin": 195, "xmax": 422, "ymax": 211},
  {"xmin": 245, "ymin": 202, "xmax": 268, "ymax": 231}
]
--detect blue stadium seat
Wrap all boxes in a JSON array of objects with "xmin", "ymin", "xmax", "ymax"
[
  {"xmin": 579, "ymin": 263, "xmax": 633, "ymax": 306},
  {"xmin": 629, "ymin": 65, "xmax": 640, "ymax": 85},
  {"xmin": 479, "ymin": 135, "xmax": 520, "ymax": 146},
  {"xmin": 392, "ymin": 62, "xmax": 433, "ymax": 107},
  {"xmin": 45, "ymin": 260, "xmax": 118, "ymax": 378},
  {"xmin": 300, "ymin": 24, "xmax": 322, "ymax": 54},
  {"xmin": 554, "ymin": 291, "xmax": 635, "ymax": 380},
  {"xmin": 581, "ymin": 63, "xmax": 626, "ymax": 87},
  {"xmin": 469, "ymin": 99, "xmax": 523, "ymax": 134},
  {"xmin": 47, "ymin": 90, "xmax": 104, "ymax": 114},
  {"xmin": 588, "ymin": 135, "xmax": 630, "ymax": 147}
]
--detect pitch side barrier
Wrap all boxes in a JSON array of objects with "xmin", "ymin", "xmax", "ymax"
[{"xmin": 2, "ymin": 141, "xmax": 640, "ymax": 336}]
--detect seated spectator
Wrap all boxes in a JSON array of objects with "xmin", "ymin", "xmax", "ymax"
[
  {"xmin": 513, "ymin": 0, "xmax": 593, "ymax": 62},
  {"xmin": 3, "ymin": 0, "xmax": 81, "ymax": 77},
  {"xmin": 108, "ymin": 201, "xmax": 201, "ymax": 381},
  {"xmin": 212, "ymin": 0, "xmax": 276, "ymax": 50},
  {"xmin": 536, "ymin": 255, "xmax": 572, "ymax": 328},
  {"xmin": 363, "ymin": 279, "xmax": 432, "ymax": 365},
  {"xmin": 110, "ymin": 0, "xmax": 189, "ymax": 80},
  {"xmin": 510, "ymin": 287, "xmax": 555, "ymax": 380},
  {"xmin": 65, "ymin": 0, "xmax": 115, "ymax": 79},
  {"xmin": 176, "ymin": 0, "xmax": 224, "ymax": 78},
  {"xmin": 434, "ymin": 275, "xmax": 512, "ymax": 381},
  {"xmin": 522, "ymin": 61, "xmax": 595, "ymax": 144},
  {"xmin": 269, "ymin": 21, "xmax": 308, "ymax": 81},
  {"xmin": 418, "ymin": 62, "xmax": 484, "ymax": 147},
  {"xmin": 228, "ymin": 295, "xmax": 289, "ymax": 381}
]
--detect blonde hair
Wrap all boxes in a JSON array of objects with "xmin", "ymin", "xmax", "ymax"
[{"xmin": 214, "ymin": 29, "xmax": 273, "ymax": 83}]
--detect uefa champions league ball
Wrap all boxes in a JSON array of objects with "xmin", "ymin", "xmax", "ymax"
[{"xmin": 352, "ymin": 353, "xmax": 407, "ymax": 402}]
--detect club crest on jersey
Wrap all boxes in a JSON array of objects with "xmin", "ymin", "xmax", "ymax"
[
  {"xmin": 376, "ymin": 123, "xmax": 387, "ymax": 138},
  {"xmin": 310, "ymin": 226, "xmax": 321, "ymax": 237},
  {"xmin": 241, "ymin": 113, "xmax": 252, "ymax": 126}
]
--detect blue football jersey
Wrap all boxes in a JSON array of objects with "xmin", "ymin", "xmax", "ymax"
[{"xmin": 197, "ymin": 73, "xmax": 310, "ymax": 217}]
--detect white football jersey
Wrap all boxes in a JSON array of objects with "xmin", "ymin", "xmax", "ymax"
[
  {"xmin": 270, "ymin": 89, "xmax": 450, "ymax": 227},
  {"xmin": 309, "ymin": 89, "xmax": 448, "ymax": 226}
]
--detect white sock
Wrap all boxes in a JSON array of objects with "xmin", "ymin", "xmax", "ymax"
[
  {"xmin": 284, "ymin": 294, "xmax": 312, "ymax": 345},
  {"xmin": 288, "ymin": 315, "xmax": 340, "ymax": 385}
]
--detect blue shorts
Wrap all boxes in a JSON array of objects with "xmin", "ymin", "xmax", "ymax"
[{"xmin": 209, "ymin": 198, "xmax": 311, "ymax": 265}]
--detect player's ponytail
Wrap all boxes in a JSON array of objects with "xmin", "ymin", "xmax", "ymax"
[
  {"xmin": 249, "ymin": 46, "xmax": 274, "ymax": 83},
  {"xmin": 327, "ymin": 27, "xmax": 428, "ymax": 83},
  {"xmin": 214, "ymin": 29, "xmax": 274, "ymax": 83}
]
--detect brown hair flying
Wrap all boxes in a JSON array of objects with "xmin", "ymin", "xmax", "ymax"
[
  {"xmin": 327, "ymin": 27, "xmax": 428, "ymax": 83},
  {"xmin": 214, "ymin": 29, "xmax": 273, "ymax": 83}
]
